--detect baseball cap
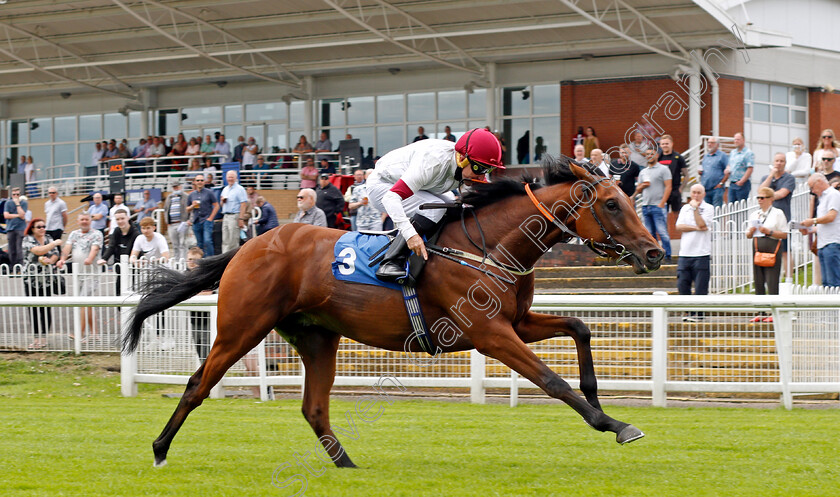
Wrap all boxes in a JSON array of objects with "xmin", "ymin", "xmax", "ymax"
[{"xmin": 320, "ymin": 173, "xmax": 330, "ymax": 179}]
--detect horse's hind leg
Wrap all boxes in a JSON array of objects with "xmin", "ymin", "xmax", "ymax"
[
  {"xmin": 285, "ymin": 326, "xmax": 357, "ymax": 468},
  {"xmin": 514, "ymin": 312, "xmax": 602, "ymax": 410},
  {"xmin": 151, "ymin": 312, "xmax": 278, "ymax": 467}
]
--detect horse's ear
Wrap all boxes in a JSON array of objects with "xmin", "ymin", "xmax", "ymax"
[{"xmin": 569, "ymin": 161, "xmax": 596, "ymax": 183}]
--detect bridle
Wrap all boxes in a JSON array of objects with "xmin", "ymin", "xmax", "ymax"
[{"xmin": 524, "ymin": 176, "xmax": 633, "ymax": 265}]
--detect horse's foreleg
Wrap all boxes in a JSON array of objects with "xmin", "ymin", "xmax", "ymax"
[
  {"xmin": 473, "ymin": 326, "xmax": 643, "ymax": 444},
  {"xmin": 292, "ymin": 326, "xmax": 357, "ymax": 468},
  {"xmin": 514, "ymin": 312, "xmax": 601, "ymax": 410}
]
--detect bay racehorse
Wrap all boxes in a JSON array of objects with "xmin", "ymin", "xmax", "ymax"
[{"xmin": 124, "ymin": 156, "xmax": 664, "ymax": 468}]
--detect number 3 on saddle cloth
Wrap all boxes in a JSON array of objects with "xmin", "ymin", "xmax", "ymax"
[{"xmin": 331, "ymin": 232, "xmax": 438, "ymax": 355}]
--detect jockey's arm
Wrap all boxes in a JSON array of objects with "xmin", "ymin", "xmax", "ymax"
[{"xmin": 382, "ymin": 187, "xmax": 417, "ymax": 241}]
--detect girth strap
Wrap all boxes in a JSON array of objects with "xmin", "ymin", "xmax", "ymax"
[{"xmin": 401, "ymin": 284, "xmax": 436, "ymax": 355}]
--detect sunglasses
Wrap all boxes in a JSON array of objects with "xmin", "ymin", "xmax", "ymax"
[
  {"xmin": 34, "ymin": 225, "xmax": 46, "ymax": 229},
  {"xmin": 823, "ymin": 136, "xmax": 834, "ymax": 139},
  {"xmin": 296, "ymin": 196, "xmax": 305, "ymax": 199},
  {"xmin": 822, "ymin": 158, "xmax": 835, "ymax": 161},
  {"xmin": 468, "ymin": 159, "xmax": 496, "ymax": 175},
  {"xmin": 755, "ymin": 196, "xmax": 770, "ymax": 200}
]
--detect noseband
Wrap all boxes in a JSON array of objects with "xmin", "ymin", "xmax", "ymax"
[{"xmin": 524, "ymin": 178, "xmax": 632, "ymax": 264}]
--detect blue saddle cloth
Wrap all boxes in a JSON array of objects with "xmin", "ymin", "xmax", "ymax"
[{"xmin": 332, "ymin": 232, "xmax": 402, "ymax": 291}]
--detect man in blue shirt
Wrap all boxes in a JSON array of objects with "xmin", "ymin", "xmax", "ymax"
[
  {"xmin": 3, "ymin": 187, "xmax": 27, "ymax": 267},
  {"xmin": 214, "ymin": 134, "xmax": 232, "ymax": 162},
  {"xmin": 187, "ymin": 173, "xmax": 220, "ymax": 256},
  {"xmin": 88, "ymin": 192, "xmax": 110, "ymax": 237},
  {"xmin": 255, "ymin": 196, "xmax": 279, "ymax": 235},
  {"xmin": 133, "ymin": 189, "xmax": 158, "ymax": 221},
  {"xmin": 699, "ymin": 137, "xmax": 729, "ymax": 208},
  {"xmin": 728, "ymin": 132, "xmax": 754, "ymax": 203},
  {"xmin": 220, "ymin": 170, "xmax": 249, "ymax": 253}
]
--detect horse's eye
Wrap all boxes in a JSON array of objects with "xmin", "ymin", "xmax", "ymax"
[{"xmin": 605, "ymin": 199, "xmax": 619, "ymax": 211}]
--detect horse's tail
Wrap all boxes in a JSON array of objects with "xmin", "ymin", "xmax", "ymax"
[{"xmin": 122, "ymin": 249, "xmax": 239, "ymax": 354}]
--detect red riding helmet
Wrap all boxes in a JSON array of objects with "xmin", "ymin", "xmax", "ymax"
[{"xmin": 455, "ymin": 128, "xmax": 505, "ymax": 172}]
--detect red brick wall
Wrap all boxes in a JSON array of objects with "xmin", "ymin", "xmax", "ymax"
[{"xmin": 808, "ymin": 89, "xmax": 840, "ymax": 149}]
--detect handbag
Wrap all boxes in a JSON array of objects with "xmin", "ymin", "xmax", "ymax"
[{"xmin": 753, "ymin": 238, "xmax": 780, "ymax": 268}]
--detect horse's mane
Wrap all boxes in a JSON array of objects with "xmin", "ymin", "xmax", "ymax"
[{"xmin": 458, "ymin": 154, "xmax": 601, "ymax": 210}]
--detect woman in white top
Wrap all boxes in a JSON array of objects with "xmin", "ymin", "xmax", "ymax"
[
  {"xmin": 242, "ymin": 138, "xmax": 258, "ymax": 168},
  {"xmin": 746, "ymin": 187, "xmax": 789, "ymax": 318},
  {"xmin": 785, "ymin": 137, "xmax": 812, "ymax": 182},
  {"xmin": 812, "ymin": 129, "xmax": 840, "ymax": 172},
  {"xmin": 131, "ymin": 217, "xmax": 170, "ymax": 263}
]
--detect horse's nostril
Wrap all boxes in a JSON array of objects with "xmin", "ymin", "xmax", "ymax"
[{"xmin": 646, "ymin": 249, "xmax": 664, "ymax": 263}]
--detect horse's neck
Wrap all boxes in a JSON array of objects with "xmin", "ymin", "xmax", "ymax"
[{"xmin": 443, "ymin": 184, "xmax": 572, "ymax": 270}]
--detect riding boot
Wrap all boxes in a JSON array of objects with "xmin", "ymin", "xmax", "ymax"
[{"xmin": 376, "ymin": 214, "xmax": 440, "ymax": 284}]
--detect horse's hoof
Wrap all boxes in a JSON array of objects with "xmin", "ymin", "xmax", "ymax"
[
  {"xmin": 153, "ymin": 458, "xmax": 167, "ymax": 468},
  {"xmin": 616, "ymin": 425, "xmax": 645, "ymax": 444}
]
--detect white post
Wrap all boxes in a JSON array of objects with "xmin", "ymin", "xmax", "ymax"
[
  {"xmin": 119, "ymin": 255, "xmax": 137, "ymax": 396},
  {"xmin": 208, "ymin": 305, "xmax": 224, "ymax": 399},
  {"xmin": 484, "ymin": 63, "xmax": 496, "ymax": 130},
  {"xmin": 509, "ymin": 369, "xmax": 519, "ymax": 408},
  {"xmin": 688, "ymin": 61, "xmax": 702, "ymax": 181},
  {"xmin": 470, "ymin": 348, "xmax": 485, "ymax": 404},
  {"xmin": 651, "ymin": 306, "xmax": 667, "ymax": 407},
  {"xmin": 304, "ymin": 76, "xmax": 314, "ymax": 145},
  {"xmin": 71, "ymin": 262, "xmax": 81, "ymax": 355},
  {"xmin": 772, "ymin": 307, "xmax": 794, "ymax": 410},
  {"xmin": 258, "ymin": 338, "xmax": 268, "ymax": 401}
]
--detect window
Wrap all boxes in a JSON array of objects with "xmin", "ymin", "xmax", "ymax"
[
  {"xmin": 744, "ymin": 81, "xmax": 808, "ymax": 167},
  {"xmin": 500, "ymin": 83, "xmax": 561, "ymax": 165}
]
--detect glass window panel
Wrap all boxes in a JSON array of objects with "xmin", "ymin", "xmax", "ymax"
[
  {"xmin": 267, "ymin": 123, "xmax": 287, "ymax": 152},
  {"xmin": 407, "ymin": 124, "xmax": 433, "ymax": 144},
  {"xmin": 54, "ymin": 144, "xmax": 75, "ymax": 168},
  {"xmin": 347, "ymin": 127, "xmax": 374, "ymax": 155},
  {"xmin": 752, "ymin": 103, "xmax": 770, "ymax": 122},
  {"xmin": 533, "ymin": 84, "xmax": 560, "ymax": 115},
  {"xmin": 347, "ymin": 96, "xmax": 375, "ymax": 125},
  {"xmin": 181, "ymin": 129, "xmax": 201, "ymax": 141},
  {"xmin": 224, "ymin": 125, "xmax": 243, "ymax": 142},
  {"xmin": 791, "ymin": 110, "xmax": 807, "ymax": 125},
  {"xmin": 246, "ymin": 102, "xmax": 283, "ymax": 122},
  {"xmin": 30, "ymin": 118, "xmax": 52, "ymax": 143},
  {"xmin": 770, "ymin": 85, "xmax": 788, "ymax": 105},
  {"xmin": 377, "ymin": 125, "xmax": 403, "ymax": 156},
  {"xmin": 744, "ymin": 103, "xmax": 750, "ymax": 119},
  {"xmin": 468, "ymin": 88, "xmax": 486, "ymax": 119},
  {"xmin": 377, "ymin": 94, "xmax": 404, "ymax": 123},
  {"xmin": 502, "ymin": 118, "xmax": 529, "ymax": 164},
  {"xmin": 743, "ymin": 81, "xmax": 750, "ymax": 99},
  {"xmin": 533, "ymin": 117, "xmax": 561, "ymax": 161},
  {"xmin": 751, "ymin": 82, "xmax": 769, "ymax": 102},
  {"xmin": 158, "ymin": 111, "xmax": 179, "ymax": 136},
  {"xmin": 13, "ymin": 120, "xmax": 30, "ymax": 144},
  {"xmin": 791, "ymin": 88, "xmax": 807, "ymax": 107},
  {"xmin": 289, "ymin": 101, "xmax": 304, "ymax": 129},
  {"xmin": 103, "ymin": 113, "xmax": 126, "ymax": 139},
  {"xmin": 407, "ymin": 92, "xmax": 435, "ymax": 122},
  {"xmin": 29, "ymin": 145, "xmax": 51, "ymax": 168},
  {"xmin": 225, "ymin": 105, "xmax": 243, "ymax": 123},
  {"xmin": 182, "ymin": 106, "xmax": 222, "ymax": 126},
  {"xmin": 128, "ymin": 111, "xmax": 141, "ymax": 138},
  {"xmin": 54, "ymin": 116, "xmax": 76, "ymax": 142},
  {"xmin": 320, "ymin": 99, "xmax": 346, "ymax": 129},
  {"xmin": 503, "ymin": 87, "xmax": 530, "ymax": 116},
  {"xmin": 771, "ymin": 105, "xmax": 788, "ymax": 124},
  {"xmin": 203, "ymin": 127, "xmax": 221, "ymax": 140},
  {"xmin": 79, "ymin": 142, "xmax": 96, "ymax": 168},
  {"xmin": 437, "ymin": 91, "xmax": 466, "ymax": 121}
]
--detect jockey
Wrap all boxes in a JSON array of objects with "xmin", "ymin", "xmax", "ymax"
[{"xmin": 367, "ymin": 128, "xmax": 504, "ymax": 283}]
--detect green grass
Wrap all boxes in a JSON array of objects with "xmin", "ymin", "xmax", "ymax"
[{"xmin": 1, "ymin": 354, "xmax": 838, "ymax": 496}]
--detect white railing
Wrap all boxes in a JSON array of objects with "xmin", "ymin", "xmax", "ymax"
[{"xmin": 1, "ymin": 278, "xmax": 838, "ymax": 409}]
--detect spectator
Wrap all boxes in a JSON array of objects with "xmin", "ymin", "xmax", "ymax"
[
  {"xmin": 589, "ymin": 148, "xmax": 609, "ymax": 177},
  {"xmin": 147, "ymin": 136, "xmax": 166, "ymax": 159},
  {"xmin": 205, "ymin": 172, "xmax": 216, "ymax": 188},
  {"xmin": 314, "ymin": 131, "xmax": 332, "ymax": 163},
  {"xmin": 535, "ymin": 136, "xmax": 546, "ymax": 162},
  {"xmin": 103, "ymin": 140, "xmax": 119, "ymax": 160},
  {"xmin": 88, "ymin": 192, "xmax": 109, "ymax": 237},
  {"xmin": 699, "ymin": 137, "xmax": 729, "ymax": 208},
  {"xmin": 56, "ymin": 212, "xmax": 102, "ymax": 340},
  {"xmin": 635, "ymin": 148, "xmax": 672, "ymax": 261},
  {"xmin": 657, "ymin": 134, "xmax": 687, "ymax": 213},
  {"xmin": 349, "ymin": 170, "xmax": 382, "ymax": 231},
  {"xmin": 627, "ymin": 130, "xmax": 650, "ymax": 167},
  {"xmin": 108, "ymin": 194, "xmax": 131, "ymax": 234},
  {"xmin": 186, "ymin": 174, "xmax": 220, "ymax": 256},
  {"xmin": 759, "ymin": 153, "xmax": 796, "ymax": 280},
  {"xmin": 345, "ymin": 169, "xmax": 366, "ymax": 230},
  {"xmin": 163, "ymin": 181, "xmax": 189, "ymax": 261},
  {"xmin": 91, "ymin": 142, "xmax": 105, "ymax": 170},
  {"xmin": 253, "ymin": 156, "xmax": 271, "ymax": 172},
  {"xmin": 516, "ymin": 130, "xmax": 530, "ymax": 164},
  {"xmin": 185, "ymin": 137, "xmax": 201, "ymax": 157},
  {"xmin": 747, "ymin": 187, "xmax": 788, "ymax": 320},
  {"xmin": 300, "ymin": 156, "xmax": 318, "ymax": 189},
  {"xmin": 319, "ymin": 158, "xmax": 336, "ymax": 175},
  {"xmin": 232, "ymin": 136, "xmax": 246, "ymax": 163},
  {"xmin": 728, "ymin": 132, "xmax": 754, "ymax": 203},
  {"xmin": 573, "ymin": 144, "xmax": 588, "ymax": 163},
  {"xmin": 583, "ymin": 126, "xmax": 599, "ymax": 157},
  {"xmin": 43, "ymin": 187, "xmax": 68, "ymax": 241},
  {"xmin": 572, "ymin": 126, "xmax": 585, "ymax": 149},
  {"xmin": 17, "ymin": 155, "xmax": 27, "ymax": 175},
  {"xmin": 785, "ymin": 137, "xmax": 812, "ymax": 183},
  {"xmin": 242, "ymin": 137, "xmax": 259, "ymax": 168},
  {"xmin": 816, "ymin": 149, "xmax": 840, "ymax": 183},
  {"xmin": 186, "ymin": 246, "xmax": 212, "ymax": 361},
  {"xmin": 200, "ymin": 135, "xmax": 215, "ymax": 157},
  {"xmin": 609, "ymin": 144, "xmax": 641, "ymax": 198},
  {"xmin": 214, "ymin": 134, "xmax": 231, "ymax": 162},
  {"xmin": 97, "ymin": 209, "xmax": 139, "ymax": 266},
  {"xmin": 255, "ymin": 196, "xmax": 279, "ymax": 235},
  {"xmin": 362, "ymin": 147, "xmax": 376, "ymax": 169},
  {"xmin": 24, "ymin": 156, "xmax": 36, "ymax": 183},
  {"xmin": 132, "ymin": 138, "xmax": 148, "ymax": 159},
  {"xmin": 22, "ymin": 218, "xmax": 61, "ymax": 349},
  {"xmin": 164, "ymin": 136, "xmax": 175, "ymax": 155},
  {"xmin": 412, "ymin": 126, "xmax": 429, "ymax": 143},
  {"xmin": 675, "ymin": 185, "xmax": 713, "ymax": 322},
  {"xmin": 293, "ymin": 134, "xmax": 313, "ymax": 155},
  {"xmin": 130, "ymin": 217, "xmax": 170, "ymax": 262},
  {"xmin": 316, "ymin": 173, "xmax": 346, "ymax": 229},
  {"xmin": 133, "ymin": 190, "xmax": 158, "ymax": 222},
  {"xmin": 220, "ymin": 170, "xmax": 248, "ymax": 253},
  {"xmin": 443, "ymin": 126, "xmax": 456, "ymax": 142},
  {"xmin": 293, "ymin": 189, "xmax": 327, "ymax": 227},
  {"xmin": 168, "ymin": 133, "xmax": 188, "ymax": 162},
  {"xmin": 812, "ymin": 129, "xmax": 840, "ymax": 171},
  {"xmin": 800, "ymin": 173, "xmax": 840, "ymax": 287}
]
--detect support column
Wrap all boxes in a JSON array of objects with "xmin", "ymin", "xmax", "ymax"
[
  {"xmin": 484, "ymin": 63, "xmax": 496, "ymax": 130},
  {"xmin": 303, "ymin": 76, "xmax": 314, "ymax": 145},
  {"xmin": 688, "ymin": 61, "xmax": 702, "ymax": 179}
]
